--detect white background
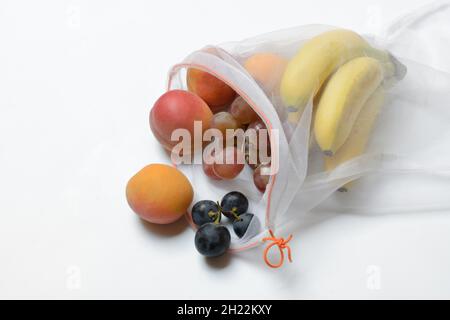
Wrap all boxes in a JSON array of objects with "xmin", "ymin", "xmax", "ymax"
[{"xmin": 1, "ymin": 0, "xmax": 450, "ymax": 299}]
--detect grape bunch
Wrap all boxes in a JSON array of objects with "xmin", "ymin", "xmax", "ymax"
[
  {"xmin": 203, "ymin": 95, "xmax": 272, "ymax": 192},
  {"xmin": 192, "ymin": 191, "xmax": 257, "ymax": 257}
]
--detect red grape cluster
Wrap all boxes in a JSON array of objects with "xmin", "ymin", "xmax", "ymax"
[{"xmin": 203, "ymin": 95, "xmax": 272, "ymax": 192}]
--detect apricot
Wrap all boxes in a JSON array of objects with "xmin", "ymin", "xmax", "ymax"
[
  {"xmin": 244, "ymin": 53, "xmax": 287, "ymax": 92},
  {"xmin": 150, "ymin": 90, "xmax": 213, "ymax": 152},
  {"xmin": 187, "ymin": 68, "xmax": 236, "ymax": 112},
  {"xmin": 126, "ymin": 164, "xmax": 194, "ymax": 224}
]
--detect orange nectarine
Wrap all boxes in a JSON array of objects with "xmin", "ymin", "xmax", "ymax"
[
  {"xmin": 126, "ymin": 164, "xmax": 194, "ymax": 224},
  {"xmin": 187, "ymin": 68, "xmax": 236, "ymax": 112},
  {"xmin": 244, "ymin": 53, "xmax": 287, "ymax": 92}
]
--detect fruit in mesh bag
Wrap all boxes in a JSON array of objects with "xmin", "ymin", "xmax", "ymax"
[
  {"xmin": 187, "ymin": 68, "xmax": 236, "ymax": 112},
  {"xmin": 324, "ymin": 87, "xmax": 385, "ymax": 192},
  {"xmin": 202, "ymin": 149, "xmax": 222, "ymax": 180},
  {"xmin": 314, "ymin": 57, "xmax": 384, "ymax": 156},
  {"xmin": 233, "ymin": 213, "xmax": 256, "ymax": 238},
  {"xmin": 253, "ymin": 163, "xmax": 271, "ymax": 192},
  {"xmin": 244, "ymin": 52, "xmax": 287, "ymax": 92},
  {"xmin": 202, "ymin": 143, "xmax": 245, "ymax": 180},
  {"xmin": 244, "ymin": 119, "xmax": 271, "ymax": 169},
  {"xmin": 126, "ymin": 164, "xmax": 193, "ymax": 224},
  {"xmin": 280, "ymin": 29, "xmax": 404, "ymax": 122},
  {"xmin": 212, "ymin": 146, "xmax": 245, "ymax": 180},
  {"xmin": 229, "ymin": 96, "xmax": 259, "ymax": 125},
  {"xmin": 210, "ymin": 111, "xmax": 241, "ymax": 136},
  {"xmin": 150, "ymin": 90, "xmax": 213, "ymax": 153}
]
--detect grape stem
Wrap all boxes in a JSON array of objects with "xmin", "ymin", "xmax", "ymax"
[
  {"xmin": 213, "ymin": 212, "xmax": 221, "ymax": 224},
  {"xmin": 213, "ymin": 201, "xmax": 242, "ymax": 223},
  {"xmin": 230, "ymin": 208, "xmax": 242, "ymax": 221}
]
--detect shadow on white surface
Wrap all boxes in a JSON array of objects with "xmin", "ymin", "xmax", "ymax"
[
  {"xmin": 204, "ymin": 253, "xmax": 233, "ymax": 269},
  {"xmin": 138, "ymin": 216, "xmax": 189, "ymax": 237}
]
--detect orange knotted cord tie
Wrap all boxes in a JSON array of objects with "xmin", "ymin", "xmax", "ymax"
[{"xmin": 262, "ymin": 229, "xmax": 293, "ymax": 268}]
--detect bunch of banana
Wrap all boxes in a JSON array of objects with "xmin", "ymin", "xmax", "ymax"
[
  {"xmin": 314, "ymin": 56, "xmax": 385, "ymax": 156},
  {"xmin": 324, "ymin": 87, "xmax": 385, "ymax": 191},
  {"xmin": 280, "ymin": 28, "xmax": 406, "ymax": 191}
]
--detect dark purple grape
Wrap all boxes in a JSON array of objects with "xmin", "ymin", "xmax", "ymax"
[
  {"xmin": 220, "ymin": 191, "xmax": 249, "ymax": 220},
  {"xmin": 194, "ymin": 223, "xmax": 231, "ymax": 257},
  {"xmin": 191, "ymin": 200, "xmax": 220, "ymax": 227},
  {"xmin": 232, "ymin": 213, "xmax": 255, "ymax": 238}
]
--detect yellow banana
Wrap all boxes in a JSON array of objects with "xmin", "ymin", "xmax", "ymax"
[
  {"xmin": 280, "ymin": 29, "xmax": 401, "ymax": 122},
  {"xmin": 324, "ymin": 87, "xmax": 385, "ymax": 191},
  {"xmin": 314, "ymin": 56, "xmax": 384, "ymax": 156}
]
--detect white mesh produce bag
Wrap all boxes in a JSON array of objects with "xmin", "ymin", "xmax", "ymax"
[{"xmin": 166, "ymin": 0, "xmax": 450, "ymax": 267}]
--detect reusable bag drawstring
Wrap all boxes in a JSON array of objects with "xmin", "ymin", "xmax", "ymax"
[{"xmin": 262, "ymin": 229, "xmax": 293, "ymax": 268}]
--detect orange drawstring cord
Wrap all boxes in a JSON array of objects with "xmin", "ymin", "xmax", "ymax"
[{"xmin": 262, "ymin": 229, "xmax": 293, "ymax": 268}]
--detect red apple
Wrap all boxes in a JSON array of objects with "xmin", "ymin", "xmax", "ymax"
[{"xmin": 150, "ymin": 90, "xmax": 213, "ymax": 152}]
